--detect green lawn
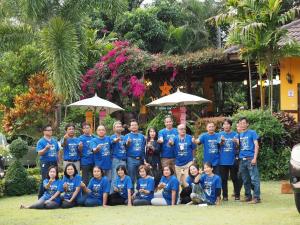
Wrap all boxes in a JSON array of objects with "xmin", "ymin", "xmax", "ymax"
[{"xmin": 0, "ymin": 181, "xmax": 299, "ymax": 225}]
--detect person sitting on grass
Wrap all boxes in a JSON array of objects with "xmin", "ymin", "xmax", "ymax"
[
  {"xmin": 151, "ymin": 165, "xmax": 179, "ymax": 206},
  {"xmin": 20, "ymin": 166, "xmax": 63, "ymax": 209},
  {"xmin": 180, "ymin": 163, "xmax": 202, "ymax": 204},
  {"xmin": 108, "ymin": 165, "xmax": 133, "ymax": 206},
  {"xmin": 132, "ymin": 165, "xmax": 155, "ymax": 206},
  {"xmin": 61, "ymin": 163, "xmax": 82, "ymax": 208},
  {"xmin": 79, "ymin": 166, "xmax": 110, "ymax": 207},
  {"xmin": 190, "ymin": 162, "xmax": 221, "ymax": 206}
]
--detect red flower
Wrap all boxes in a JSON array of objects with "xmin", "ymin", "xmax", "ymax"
[{"xmin": 115, "ymin": 54, "xmax": 127, "ymax": 65}]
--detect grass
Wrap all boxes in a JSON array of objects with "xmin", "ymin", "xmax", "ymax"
[{"xmin": 0, "ymin": 181, "xmax": 299, "ymax": 225}]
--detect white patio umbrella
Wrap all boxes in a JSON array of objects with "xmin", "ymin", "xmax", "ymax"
[
  {"xmin": 68, "ymin": 94, "xmax": 124, "ymax": 129},
  {"xmin": 146, "ymin": 88, "xmax": 211, "ymax": 107}
]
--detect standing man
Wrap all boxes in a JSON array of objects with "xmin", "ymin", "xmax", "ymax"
[
  {"xmin": 157, "ymin": 116, "xmax": 178, "ymax": 172},
  {"xmin": 60, "ymin": 123, "xmax": 81, "ymax": 172},
  {"xmin": 218, "ymin": 119, "xmax": 241, "ymax": 201},
  {"xmin": 36, "ymin": 125, "xmax": 60, "ymax": 198},
  {"xmin": 173, "ymin": 124, "xmax": 196, "ymax": 187},
  {"xmin": 195, "ymin": 122, "xmax": 220, "ymax": 175},
  {"xmin": 125, "ymin": 119, "xmax": 146, "ymax": 187},
  {"xmin": 238, "ymin": 117, "xmax": 261, "ymax": 204},
  {"xmin": 78, "ymin": 122, "xmax": 95, "ymax": 185},
  {"xmin": 110, "ymin": 121, "xmax": 127, "ymax": 188}
]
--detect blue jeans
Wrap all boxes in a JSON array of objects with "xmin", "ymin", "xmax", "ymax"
[
  {"xmin": 111, "ymin": 158, "xmax": 126, "ymax": 192},
  {"xmin": 239, "ymin": 159, "xmax": 261, "ymax": 199},
  {"xmin": 127, "ymin": 157, "xmax": 142, "ymax": 187}
]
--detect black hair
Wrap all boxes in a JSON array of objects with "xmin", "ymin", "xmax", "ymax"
[
  {"xmin": 138, "ymin": 165, "xmax": 151, "ymax": 176},
  {"xmin": 116, "ymin": 165, "xmax": 128, "ymax": 175},
  {"xmin": 43, "ymin": 124, "xmax": 52, "ymax": 131},
  {"xmin": 203, "ymin": 162, "xmax": 213, "ymax": 169},
  {"xmin": 223, "ymin": 118, "xmax": 233, "ymax": 126},
  {"xmin": 46, "ymin": 165, "xmax": 59, "ymax": 180},
  {"xmin": 64, "ymin": 163, "xmax": 78, "ymax": 178},
  {"xmin": 163, "ymin": 165, "xmax": 175, "ymax": 176},
  {"xmin": 147, "ymin": 127, "xmax": 158, "ymax": 142},
  {"xmin": 129, "ymin": 119, "xmax": 138, "ymax": 125},
  {"xmin": 82, "ymin": 122, "xmax": 91, "ymax": 128},
  {"xmin": 65, "ymin": 123, "xmax": 75, "ymax": 131},
  {"xmin": 188, "ymin": 163, "xmax": 200, "ymax": 178},
  {"xmin": 93, "ymin": 165, "xmax": 104, "ymax": 177},
  {"xmin": 238, "ymin": 117, "xmax": 249, "ymax": 124}
]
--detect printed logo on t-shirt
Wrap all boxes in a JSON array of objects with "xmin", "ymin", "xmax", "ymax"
[
  {"xmin": 99, "ymin": 143, "xmax": 110, "ymax": 156},
  {"xmin": 132, "ymin": 138, "xmax": 142, "ymax": 152},
  {"xmin": 92, "ymin": 183, "xmax": 101, "ymax": 196},
  {"xmin": 178, "ymin": 142, "xmax": 188, "ymax": 157},
  {"xmin": 139, "ymin": 182, "xmax": 147, "ymax": 198},
  {"xmin": 65, "ymin": 182, "xmax": 75, "ymax": 196},
  {"xmin": 204, "ymin": 180, "xmax": 212, "ymax": 196},
  {"xmin": 119, "ymin": 140, "xmax": 126, "ymax": 154},
  {"xmin": 117, "ymin": 183, "xmax": 125, "ymax": 195},
  {"xmin": 48, "ymin": 144, "xmax": 57, "ymax": 157},
  {"xmin": 86, "ymin": 141, "xmax": 93, "ymax": 155},
  {"xmin": 240, "ymin": 137, "xmax": 249, "ymax": 151},
  {"xmin": 208, "ymin": 140, "xmax": 218, "ymax": 154},
  {"xmin": 68, "ymin": 143, "xmax": 78, "ymax": 157},
  {"xmin": 223, "ymin": 139, "xmax": 233, "ymax": 152},
  {"xmin": 49, "ymin": 184, "xmax": 58, "ymax": 196}
]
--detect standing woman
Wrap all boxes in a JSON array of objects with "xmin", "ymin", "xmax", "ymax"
[
  {"xmin": 144, "ymin": 127, "xmax": 161, "ymax": 188},
  {"xmin": 132, "ymin": 165, "xmax": 155, "ymax": 206},
  {"xmin": 80, "ymin": 166, "xmax": 110, "ymax": 207},
  {"xmin": 180, "ymin": 164, "xmax": 202, "ymax": 204},
  {"xmin": 151, "ymin": 165, "xmax": 179, "ymax": 206},
  {"xmin": 20, "ymin": 166, "xmax": 63, "ymax": 209},
  {"xmin": 108, "ymin": 165, "xmax": 133, "ymax": 206},
  {"xmin": 61, "ymin": 163, "xmax": 82, "ymax": 208}
]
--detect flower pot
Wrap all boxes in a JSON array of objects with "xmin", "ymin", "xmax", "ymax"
[{"xmin": 281, "ymin": 180, "xmax": 293, "ymax": 194}]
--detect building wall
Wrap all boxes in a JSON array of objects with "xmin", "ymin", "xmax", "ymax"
[{"xmin": 280, "ymin": 57, "xmax": 300, "ymax": 122}]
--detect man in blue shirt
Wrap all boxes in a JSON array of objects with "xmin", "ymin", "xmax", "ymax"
[
  {"xmin": 60, "ymin": 123, "xmax": 81, "ymax": 173},
  {"xmin": 125, "ymin": 119, "xmax": 146, "ymax": 187},
  {"xmin": 195, "ymin": 122, "xmax": 220, "ymax": 175},
  {"xmin": 174, "ymin": 124, "xmax": 196, "ymax": 187},
  {"xmin": 238, "ymin": 117, "xmax": 261, "ymax": 204},
  {"xmin": 78, "ymin": 122, "xmax": 95, "ymax": 185},
  {"xmin": 110, "ymin": 121, "xmax": 127, "ymax": 192},
  {"xmin": 218, "ymin": 119, "xmax": 242, "ymax": 201},
  {"xmin": 157, "ymin": 116, "xmax": 178, "ymax": 173},
  {"xmin": 36, "ymin": 125, "xmax": 60, "ymax": 198}
]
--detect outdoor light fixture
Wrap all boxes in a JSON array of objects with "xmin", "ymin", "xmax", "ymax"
[
  {"xmin": 145, "ymin": 79, "xmax": 152, "ymax": 87},
  {"xmin": 243, "ymin": 79, "xmax": 248, "ymax": 85},
  {"xmin": 286, "ymin": 72, "xmax": 293, "ymax": 84}
]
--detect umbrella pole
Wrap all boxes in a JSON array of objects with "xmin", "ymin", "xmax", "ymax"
[{"xmin": 93, "ymin": 107, "xmax": 96, "ymax": 132}]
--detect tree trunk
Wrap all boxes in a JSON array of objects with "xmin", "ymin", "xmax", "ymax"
[
  {"xmin": 259, "ymin": 72, "xmax": 264, "ymax": 109},
  {"xmin": 248, "ymin": 60, "xmax": 253, "ymax": 110},
  {"xmin": 270, "ymin": 64, "xmax": 274, "ymax": 113}
]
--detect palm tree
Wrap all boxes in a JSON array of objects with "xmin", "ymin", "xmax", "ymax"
[{"xmin": 211, "ymin": 0, "xmax": 300, "ymax": 111}]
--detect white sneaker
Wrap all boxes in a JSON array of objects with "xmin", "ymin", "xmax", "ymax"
[{"xmin": 197, "ymin": 203, "xmax": 208, "ymax": 207}]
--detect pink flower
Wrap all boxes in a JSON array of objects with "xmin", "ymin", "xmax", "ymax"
[
  {"xmin": 101, "ymin": 55, "xmax": 109, "ymax": 61},
  {"xmin": 87, "ymin": 69, "xmax": 95, "ymax": 76},
  {"xmin": 129, "ymin": 76, "xmax": 146, "ymax": 98},
  {"xmin": 80, "ymin": 82, "xmax": 88, "ymax": 92},
  {"xmin": 108, "ymin": 49, "xmax": 117, "ymax": 57},
  {"xmin": 151, "ymin": 64, "xmax": 158, "ymax": 72},
  {"xmin": 114, "ymin": 41, "xmax": 129, "ymax": 48},
  {"xmin": 115, "ymin": 54, "xmax": 127, "ymax": 65},
  {"xmin": 106, "ymin": 92, "xmax": 112, "ymax": 99},
  {"xmin": 112, "ymin": 70, "xmax": 118, "ymax": 77},
  {"xmin": 118, "ymin": 78, "xmax": 124, "ymax": 91},
  {"xmin": 170, "ymin": 68, "xmax": 177, "ymax": 82},
  {"xmin": 95, "ymin": 62, "xmax": 104, "ymax": 70},
  {"xmin": 166, "ymin": 61, "xmax": 174, "ymax": 68},
  {"xmin": 89, "ymin": 87, "xmax": 95, "ymax": 94},
  {"xmin": 109, "ymin": 62, "xmax": 116, "ymax": 71},
  {"xmin": 96, "ymin": 82, "xmax": 102, "ymax": 89}
]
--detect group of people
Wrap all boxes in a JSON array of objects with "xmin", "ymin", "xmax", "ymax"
[{"xmin": 20, "ymin": 115, "xmax": 261, "ymax": 209}]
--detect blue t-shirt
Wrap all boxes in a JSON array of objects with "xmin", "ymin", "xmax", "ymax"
[
  {"xmin": 90, "ymin": 136, "xmax": 112, "ymax": 170},
  {"xmin": 158, "ymin": 128, "xmax": 178, "ymax": 158},
  {"xmin": 79, "ymin": 134, "xmax": 95, "ymax": 166},
  {"xmin": 114, "ymin": 175, "xmax": 133, "ymax": 199},
  {"xmin": 174, "ymin": 134, "xmax": 196, "ymax": 166},
  {"xmin": 62, "ymin": 174, "xmax": 82, "ymax": 200},
  {"xmin": 239, "ymin": 130, "xmax": 259, "ymax": 159},
  {"xmin": 87, "ymin": 176, "xmax": 110, "ymax": 205},
  {"xmin": 200, "ymin": 174, "xmax": 221, "ymax": 204},
  {"xmin": 62, "ymin": 137, "xmax": 80, "ymax": 161},
  {"xmin": 42, "ymin": 179, "xmax": 64, "ymax": 204},
  {"xmin": 186, "ymin": 176, "xmax": 196, "ymax": 187},
  {"xmin": 199, "ymin": 133, "xmax": 220, "ymax": 166},
  {"xmin": 160, "ymin": 175, "xmax": 179, "ymax": 205},
  {"xmin": 110, "ymin": 134, "xmax": 126, "ymax": 160},
  {"xmin": 218, "ymin": 131, "xmax": 238, "ymax": 165},
  {"xmin": 136, "ymin": 176, "xmax": 155, "ymax": 201},
  {"xmin": 124, "ymin": 132, "xmax": 146, "ymax": 160},
  {"xmin": 36, "ymin": 137, "xmax": 59, "ymax": 163}
]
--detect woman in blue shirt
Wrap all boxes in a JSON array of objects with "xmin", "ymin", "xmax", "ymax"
[
  {"xmin": 180, "ymin": 164, "xmax": 202, "ymax": 204},
  {"xmin": 132, "ymin": 165, "xmax": 155, "ymax": 206},
  {"xmin": 108, "ymin": 165, "xmax": 133, "ymax": 206},
  {"xmin": 151, "ymin": 165, "xmax": 179, "ymax": 206},
  {"xmin": 145, "ymin": 127, "xmax": 161, "ymax": 188},
  {"xmin": 61, "ymin": 163, "xmax": 82, "ymax": 208},
  {"xmin": 80, "ymin": 166, "xmax": 110, "ymax": 207},
  {"xmin": 20, "ymin": 166, "xmax": 63, "ymax": 209}
]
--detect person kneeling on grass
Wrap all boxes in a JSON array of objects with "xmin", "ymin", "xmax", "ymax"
[
  {"xmin": 190, "ymin": 162, "xmax": 221, "ymax": 206},
  {"xmin": 180, "ymin": 163, "xmax": 202, "ymax": 204},
  {"xmin": 20, "ymin": 166, "xmax": 63, "ymax": 209},
  {"xmin": 80, "ymin": 166, "xmax": 110, "ymax": 207},
  {"xmin": 132, "ymin": 165, "xmax": 155, "ymax": 206},
  {"xmin": 61, "ymin": 163, "xmax": 82, "ymax": 208},
  {"xmin": 108, "ymin": 165, "xmax": 133, "ymax": 206},
  {"xmin": 151, "ymin": 165, "xmax": 179, "ymax": 206}
]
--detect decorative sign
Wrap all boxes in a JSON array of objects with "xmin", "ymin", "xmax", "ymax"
[
  {"xmin": 288, "ymin": 89, "xmax": 294, "ymax": 97},
  {"xmin": 99, "ymin": 110, "xmax": 106, "ymax": 121},
  {"xmin": 180, "ymin": 106, "xmax": 187, "ymax": 125},
  {"xmin": 159, "ymin": 81, "xmax": 172, "ymax": 96},
  {"xmin": 86, "ymin": 111, "xmax": 93, "ymax": 129}
]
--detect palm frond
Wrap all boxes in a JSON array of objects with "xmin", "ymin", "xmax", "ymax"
[{"xmin": 278, "ymin": 6, "xmax": 300, "ymax": 25}]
